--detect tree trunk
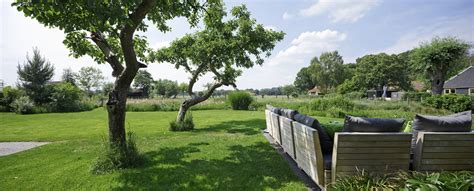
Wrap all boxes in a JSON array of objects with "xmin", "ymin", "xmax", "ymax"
[
  {"xmin": 431, "ymin": 73, "xmax": 444, "ymax": 95},
  {"xmin": 106, "ymin": 86, "xmax": 128, "ymax": 150},
  {"xmin": 177, "ymin": 101, "xmax": 191, "ymax": 122}
]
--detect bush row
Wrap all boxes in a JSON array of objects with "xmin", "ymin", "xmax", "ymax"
[{"xmin": 422, "ymin": 94, "xmax": 472, "ymax": 113}]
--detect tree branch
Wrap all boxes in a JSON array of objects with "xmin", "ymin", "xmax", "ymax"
[
  {"xmin": 187, "ymin": 63, "xmax": 207, "ymax": 97},
  {"xmin": 90, "ymin": 32, "xmax": 124, "ymax": 77}
]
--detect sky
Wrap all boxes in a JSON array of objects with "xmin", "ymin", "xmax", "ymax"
[{"xmin": 1, "ymin": 0, "xmax": 473, "ymax": 90}]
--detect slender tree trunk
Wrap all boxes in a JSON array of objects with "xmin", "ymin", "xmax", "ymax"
[
  {"xmin": 177, "ymin": 100, "xmax": 191, "ymax": 122},
  {"xmin": 106, "ymin": 85, "xmax": 128, "ymax": 150}
]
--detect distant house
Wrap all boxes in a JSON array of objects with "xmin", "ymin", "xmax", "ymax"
[
  {"xmin": 308, "ymin": 86, "xmax": 321, "ymax": 96},
  {"xmin": 443, "ymin": 66, "xmax": 474, "ymax": 95}
]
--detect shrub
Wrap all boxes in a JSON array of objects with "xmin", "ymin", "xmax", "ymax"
[
  {"xmin": 91, "ymin": 132, "xmax": 143, "ymax": 174},
  {"xmin": 422, "ymin": 94, "xmax": 471, "ymax": 113},
  {"xmin": 227, "ymin": 91, "xmax": 254, "ymax": 110},
  {"xmin": 343, "ymin": 91, "xmax": 365, "ymax": 99},
  {"xmin": 1, "ymin": 86, "xmax": 24, "ymax": 111},
  {"xmin": 169, "ymin": 113, "xmax": 194, "ymax": 131},
  {"xmin": 306, "ymin": 96, "xmax": 354, "ymax": 111},
  {"xmin": 50, "ymin": 82, "xmax": 83, "ymax": 112},
  {"xmin": 10, "ymin": 96, "xmax": 34, "ymax": 114}
]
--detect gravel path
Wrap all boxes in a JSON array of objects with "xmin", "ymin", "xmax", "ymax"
[{"xmin": 0, "ymin": 142, "xmax": 50, "ymax": 156}]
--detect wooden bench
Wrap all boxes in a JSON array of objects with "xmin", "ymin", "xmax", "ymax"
[
  {"xmin": 279, "ymin": 116, "xmax": 296, "ymax": 160},
  {"xmin": 331, "ymin": 132, "xmax": 412, "ymax": 183},
  {"xmin": 270, "ymin": 112, "xmax": 282, "ymax": 144},
  {"xmin": 292, "ymin": 121, "xmax": 325, "ymax": 187},
  {"xmin": 413, "ymin": 132, "xmax": 474, "ymax": 171}
]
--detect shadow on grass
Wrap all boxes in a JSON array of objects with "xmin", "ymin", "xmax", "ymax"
[
  {"xmin": 112, "ymin": 141, "xmax": 300, "ymax": 190},
  {"xmin": 194, "ymin": 119, "xmax": 266, "ymax": 135}
]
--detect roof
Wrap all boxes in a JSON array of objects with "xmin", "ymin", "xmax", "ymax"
[
  {"xmin": 308, "ymin": 86, "xmax": 320, "ymax": 93},
  {"xmin": 444, "ymin": 66, "xmax": 474, "ymax": 89}
]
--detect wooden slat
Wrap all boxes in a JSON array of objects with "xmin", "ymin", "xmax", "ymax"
[
  {"xmin": 338, "ymin": 141, "xmax": 411, "ymax": 148},
  {"xmin": 424, "ymin": 140, "xmax": 474, "ymax": 147},
  {"xmin": 337, "ymin": 147, "xmax": 410, "ymax": 154},
  {"xmin": 336, "ymin": 133, "xmax": 412, "ymax": 141},
  {"xmin": 421, "ymin": 159, "xmax": 474, "ymax": 165},
  {"xmin": 337, "ymin": 165, "xmax": 408, "ymax": 172},
  {"xmin": 423, "ymin": 147, "xmax": 474, "ymax": 153},
  {"xmin": 422, "ymin": 152, "xmax": 474, "ymax": 159},
  {"xmin": 419, "ymin": 164, "xmax": 474, "ymax": 171},
  {"xmin": 337, "ymin": 153, "xmax": 410, "ymax": 160},
  {"xmin": 338, "ymin": 159, "xmax": 409, "ymax": 165},
  {"xmin": 424, "ymin": 134, "xmax": 474, "ymax": 141},
  {"xmin": 279, "ymin": 117, "xmax": 296, "ymax": 159},
  {"xmin": 270, "ymin": 113, "xmax": 281, "ymax": 144}
]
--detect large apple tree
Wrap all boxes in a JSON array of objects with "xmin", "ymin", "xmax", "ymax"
[
  {"xmin": 12, "ymin": 0, "xmax": 214, "ymax": 151},
  {"xmin": 150, "ymin": 5, "xmax": 284, "ymax": 123}
]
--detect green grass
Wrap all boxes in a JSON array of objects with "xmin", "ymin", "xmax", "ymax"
[{"xmin": 0, "ymin": 109, "xmax": 308, "ymax": 190}]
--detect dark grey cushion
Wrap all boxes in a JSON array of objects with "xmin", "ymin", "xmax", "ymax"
[
  {"xmin": 270, "ymin": 107, "xmax": 282, "ymax": 115},
  {"xmin": 281, "ymin": 109, "xmax": 299, "ymax": 120},
  {"xmin": 294, "ymin": 114, "xmax": 333, "ymax": 155},
  {"xmin": 412, "ymin": 110, "xmax": 472, "ymax": 132},
  {"xmin": 343, "ymin": 115, "xmax": 405, "ymax": 132}
]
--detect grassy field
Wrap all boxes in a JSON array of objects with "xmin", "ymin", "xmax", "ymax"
[{"xmin": 0, "ymin": 109, "xmax": 343, "ymax": 190}]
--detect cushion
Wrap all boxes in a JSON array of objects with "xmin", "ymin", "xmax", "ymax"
[
  {"xmin": 271, "ymin": 107, "xmax": 282, "ymax": 115},
  {"xmin": 343, "ymin": 115, "xmax": 405, "ymax": 132},
  {"xmin": 281, "ymin": 109, "xmax": 299, "ymax": 120},
  {"xmin": 412, "ymin": 110, "xmax": 472, "ymax": 132},
  {"xmin": 411, "ymin": 111, "xmax": 472, "ymax": 150},
  {"xmin": 294, "ymin": 114, "xmax": 333, "ymax": 155}
]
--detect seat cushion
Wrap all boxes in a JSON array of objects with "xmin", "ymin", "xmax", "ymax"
[
  {"xmin": 343, "ymin": 115, "xmax": 405, "ymax": 132},
  {"xmin": 294, "ymin": 114, "xmax": 333, "ymax": 155},
  {"xmin": 323, "ymin": 154, "xmax": 332, "ymax": 170},
  {"xmin": 412, "ymin": 110, "xmax": 471, "ymax": 132},
  {"xmin": 281, "ymin": 109, "xmax": 299, "ymax": 120},
  {"xmin": 270, "ymin": 107, "xmax": 282, "ymax": 115}
]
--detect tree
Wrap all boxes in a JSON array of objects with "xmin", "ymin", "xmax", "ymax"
[
  {"xmin": 17, "ymin": 48, "xmax": 55, "ymax": 104},
  {"xmin": 151, "ymin": 4, "xmax": 284, "ymax": 123},
  {"xmin": 282, "ymin": 85, "xmax": 296, "ymax": 99},
  {"xmin": 62, "ymin": 68, "xmax": 76, "ymax": 85},
  {"xmin": 294, "ymin": 67, "xmax": 314, "ymax": 93},
  {"xmin": 153, "ymin": 79, "xmax": 179, "ymax": 98},
  {"xmin": 76, "ymin": 66, "xmax": 104, "ymax": 97},
  {"xmin": 352, "ymin": 53, "xmax": 411, "ymax": 92},
  {"xmin": 12, "ymin": 0, "xmax": 211, "ymax": 152},
  {"xmin": 309, "ymin": 51, "xmax": 344, "ymax": 92},
  {"xmin": 133, "ymin": 70, "xmax": 153, "ymax": 97},
  {"xmin": 411, "ymin": 37, "xmax": 471, "ymax": 95},
  {"xmin": 179, "ymin": 82, "xmax": 189, "ymax": 98}
]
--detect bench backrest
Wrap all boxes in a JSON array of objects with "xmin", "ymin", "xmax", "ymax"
[
  {"xmin": 331, "ymin": 132, "xmax": 412, "ymax": 183},
  {"xmin": 265, "ymin": 109, "xmax": 273, "ymax": 137},
  {"xmin": 413, "ymin": 132, "xmax": 474, "ymax": 171},
  {"xmin": 279, "ymin": 116, "xmax": 296, "ymax": 160},
  {"xmin": 270, "ymin": 112, "xmax": 282, "ymax": 144},
  {"xmin": 292, "ymin": 121, "xmax": 325, "ymax": 187}
]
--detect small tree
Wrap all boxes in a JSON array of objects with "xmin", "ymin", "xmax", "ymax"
[
  {"xmin": 294, "ymin": 67, "xmax": 315, "ymax": 93},
  {"xmin": 411, "ymin": 37, "xmax": 470, "ymax": 95},
  {"xmin": 152, "ymin": 4, "xmax": 284, "ymax": 123},
  {"xmin": 179, "ymin": 82, "xmax": 189, "ymax": 98},
  {"xmin": 62, "ymin": 68, "xmax": 77, "ymax": 86},
  {"xmin": 76, "ymin": 66, "xmax": 104, "ymax": 97},
  {"xmin": 17, "ymin": 48, "xmax": 54, "ymax": 104},
  {"xmin": 153, "ymin": 79, "xmax": 178, "ymax": 98},
  {"xmin": 133, "ymin": 70, "xmax": 153, "ymax": 97},
  {"xmin": 282, "ymin": 85, "xmax": 296, "ymax": 99}
]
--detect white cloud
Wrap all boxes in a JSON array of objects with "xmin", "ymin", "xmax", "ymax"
[
  {"xmin": 300, "ymin": 0, "xmax": 380, "ymax": 23},
  {"xmin": 282, "ymin": 12, "xmax": 294, "ymax": 20},
  {"xmin": 268, "ymin": 29, "xmax": 347, "ymax": 66}
]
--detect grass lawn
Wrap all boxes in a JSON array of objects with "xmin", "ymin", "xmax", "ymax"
[{"xmin": 0, "ymin": 109, "xmax": 345, "ymax": 190}]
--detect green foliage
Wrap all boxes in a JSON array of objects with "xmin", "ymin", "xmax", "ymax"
[
  {"xmin": 133, "ymin": 70, "xmax": 154, "ymax": 96},
  {"xmin": 422, "ymin": 94, "xmax": 471, "ymax": 113},
  {"xmin": 402, "ymin": 92, "xmax": 432, "ymax": 102},
  {"xmin": 50, "ymin": 82, "xmax": 84, "ymax": 112},
  {"xmin": 61, "ymin": 68, "xmax": 76, "ymax": 85},
  {"xmin": 411, "ymin": 36, "xmax": 471, "ymax": 94},
  {"xmin": 0, "ymin": 86, "xmax": 25, "ymax": 111},
  {"xmin": 91, "ymin": 132, "xmax": 143, "ymax": 174},
  {"xmin": 10, "ymin": 96, "xmax": 34, "ymax": 114},
  {"xmin": 169, "ymin": 113, "xmax": 194, "ymax": 131},
  {"xmin": 305, "ymin": 96, "xmax": 355, "ymax": 111},
  {"xmin": 281, "ymin": 85, "xmax": 297, "ymax": 98},
  {"xmin": 329, "ymin": 171, "xmax": 474, "ymax": 191},
  {"xmin": 294, "ymin": 67, "xmax": 315, "ymax": 93},
  {"xmin": 309, "ymin": 51, "xmax": 345, "ymax": 92},
  {"xmin": 17, "ymin": 48, "xmax": 55, "ymax": 104},
  {"xmin": 153, "ymin": 79, "xmax": 179, "ymax": 98},
  {"xmin": 342, "ymin": 91, "xmax": 365, "ymax": 99},
  {"xmin": 352, "ymin": 53, "xmax": 412, "ymax": 91},
  {"xmin": 76, "ymin": 66, "xmax": 104, "ymax": 96},
  {"xmin": 227, "ymin": 91, "xmax": 254, "ymax": 110}
]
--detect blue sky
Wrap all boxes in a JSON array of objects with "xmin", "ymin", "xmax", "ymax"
[{"xmin": 1, "ymin": 0, "xmax": 473, "ymax": 90}]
